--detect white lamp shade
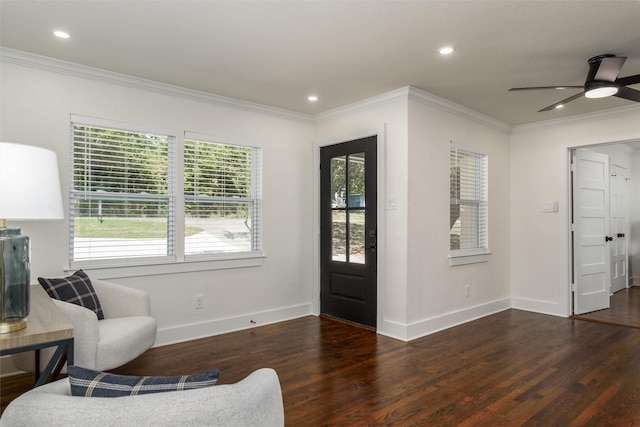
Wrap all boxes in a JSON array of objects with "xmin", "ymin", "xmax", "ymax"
[{"xmin": 0, "ymin": 142, "xmax": 64, "ymax": 220}]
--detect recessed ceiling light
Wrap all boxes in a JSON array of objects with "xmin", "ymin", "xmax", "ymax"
[
  {"xmin": 439, "ymin": 46, "xmax": 454, "ymax": 55},
  {"xmin": 555, "ymin": 104, "xmax": 564, "ymax": 109},
  {"xmin": 54, "ymin": 30, "xmax": 70, "ymax": 39},
  {"xmin": 308, "ymin": 95, "xmax": 318, "ymax": 102}
]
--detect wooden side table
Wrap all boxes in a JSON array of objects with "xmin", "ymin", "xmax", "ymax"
[{"xmin": 0, "ymin": 285, "xmax": 74, "ymax": 386}]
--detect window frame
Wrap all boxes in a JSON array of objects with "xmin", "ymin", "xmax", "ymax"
[
  {"xmin": 449, "ymin": 143, "xmax": 490, "ymax": 266},
  {"xmin": 67, "ymin": 115, "xmax": 264, "ymax": 278},
  {"xmin": 183, "ymin": 132, "xmax": 262, "ymax": 261}
]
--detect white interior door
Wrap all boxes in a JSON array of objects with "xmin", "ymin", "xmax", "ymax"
[
  {"xmin": 610, "ymin": 164, "xmax": 629, "ymax": 293},
  {"xmin": 572, "ymin": 149, "xmax": 611, "ymax": 315}
]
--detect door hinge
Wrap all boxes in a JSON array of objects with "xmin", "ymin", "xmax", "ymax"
[{"xmin": 571, "ymin": 283, "xmax": 577, "ymax": 292}]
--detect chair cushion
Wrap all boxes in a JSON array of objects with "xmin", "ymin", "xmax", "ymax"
[
  {"xmin": 94, "ymin": 316, "xmax": 157, "ymax": 371},
  {"xmin": 68, "ymin": 365, "xmax": 220, "ymax": 397},
  {"xmin": 38, "ymin": 269, "xmax": 104, "ymax": 320}
]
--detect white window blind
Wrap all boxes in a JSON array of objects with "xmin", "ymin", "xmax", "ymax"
[
  {"xmin": 449, "ymin": 145, "xmax": 488, "ymax": 257},
  {"xmin": 183, "ymin": 136, "xmax": 261, "ymax": 258},
  {"xmin": 69, "ymin": 120, "xmax": 174, "ymax": 265}
]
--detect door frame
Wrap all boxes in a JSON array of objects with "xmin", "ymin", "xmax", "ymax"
[
  {"xmin": 312, "ymin": 124, "xmax": 387, "ymax": 330},
  {"xmin": 563, "ymin": 138, "xmax": 639, "ymax": 316}
]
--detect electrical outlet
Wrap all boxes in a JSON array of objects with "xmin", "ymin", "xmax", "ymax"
[
  {"xmin": 193, "ymin": 294, "xmax": 204, "ymax": 309},
  {"xmin": 464, "ymin": 285, "xmax": 470, "ymax": 298}
]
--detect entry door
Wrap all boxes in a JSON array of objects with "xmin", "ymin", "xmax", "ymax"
[
  {"xmin": 572, "ymin": 149, "xmax": 611, "ymax": 314},
  {"xmin": 320, "ymin": 136, "xmax": 377, "ymax": 328},
  {"xmin": 610, "ymin": 164, "xmax": 629, "ymax": 293}
]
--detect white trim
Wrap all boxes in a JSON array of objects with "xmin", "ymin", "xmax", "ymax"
[
  {"xmin": 408, "ymin": 87, "xmax": 513, "ymax": 133},
  {"xmin": 66, "ymin": 254, "xmax": 265, "ymax": 280},
  {"xmin": 1, "ymin": 47, "xmax": 313, "ymax": 124},
  {"xmin": 510, "ymin": 297, "xmax": 568, "ymax": 318},
  {"xmin": 0, "ymin": 303, "xmax": 310, "ymax": 377},
  {"xmin": 311, "ymin": 124, "xmax": 388, "ymax": 336},
  {"xmin": 379, "ymin": 298, "xmax": 511, "ymax": 342},
  {"xmin": 70, "ymin": 114, "xmax": 177, "ymax": 137},
  {"xmin": 448, "ymin": 253, "xmax": 491, "ymax": 266},
  {"xmin": 315, "ymin": 88, "xmax": 410, "ymax": 122},
  {"xmin": 184, "ymin": 131, "xmax": 265, "ymax": 149},
  {"xmin": 512, "ymin": 104, "xmax": 640, "ymax": 134},
  {"xmin": 315, "ymin": 87, "xmax": 513, "ymax": 134},
  {"xmin": 155, "ymin": 303, "xmax": 312, "ymax": 347}
]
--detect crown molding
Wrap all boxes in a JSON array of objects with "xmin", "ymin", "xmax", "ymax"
[
  {"xmin": 407, "ymin": 87, "xmax": 513, "ymax": 134},
  {"xmin": 0, "ymin": 47, "xmax": 313, "ymax": 124},
  {"xmin": 314, "ymin": 87, "xmax": 411, "ymax": 122},
  {"xmin": 512, "ymin": 104, "xmax": 640, "ymax": 134},
  {"xmin": 315, "ymin": 86, "xmax": 513, "ymax": 134}
]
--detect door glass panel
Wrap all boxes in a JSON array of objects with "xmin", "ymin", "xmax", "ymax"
[
  {"xmin": 332, "ymin": 210, "xmax": 346, "ymax": 262},
  {"xmin": 331, "ymin": 156, "xmax": 346, "ymax": 208},
  {"xmin": 348, "ymin": 153, "xmax": 365, "ymax": 207},
  {"xmin": 349, "ymin": 209, "xmax": 365, "ymax": 264}
]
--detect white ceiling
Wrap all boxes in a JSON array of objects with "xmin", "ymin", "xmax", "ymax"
[{"xmin": 1, "ymin": 0, "xmax": 639, "ymax": 126}]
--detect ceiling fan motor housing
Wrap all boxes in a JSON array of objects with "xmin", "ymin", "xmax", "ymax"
[{"xmin": 585, "ymin": 54, "xmax": 617, "ymax": 83}]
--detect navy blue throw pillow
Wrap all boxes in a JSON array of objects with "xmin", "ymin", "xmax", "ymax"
[
  {"xmin": 68, "ymin": 365, "xmax": 220, "ymax": 397},
  {"xmin": 38, "ymin": 270, "xmax": 104, "ymax": 320}
]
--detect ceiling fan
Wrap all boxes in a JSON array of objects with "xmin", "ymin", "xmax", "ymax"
[{"xmin": 509, "ymin": 54, "xmax": 640, "ymax": 112}]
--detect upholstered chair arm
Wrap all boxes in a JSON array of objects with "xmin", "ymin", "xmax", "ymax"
[
  {"xmin": 51, "ymin": 299, "xmax": 100, "ymax": 369},
  {"xmin": 91, "ymin": 279, "xmax": 151, "ymax": 319}
]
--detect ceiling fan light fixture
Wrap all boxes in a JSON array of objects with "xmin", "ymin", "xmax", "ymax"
[{"xmin": 584, "ymin": 81, "xmax": 618, "ymax": 99}]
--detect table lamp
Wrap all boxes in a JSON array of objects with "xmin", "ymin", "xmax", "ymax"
[{"xmin": 0, "ymin": 142, "xmax": 64, "ymax": 333}]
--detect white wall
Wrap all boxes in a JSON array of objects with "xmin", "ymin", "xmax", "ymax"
[
  {"xmin": 406, "ymin": 97, "xmax": 511, "ymax": 338},
  {"xmin": 314, "ymin": 88, "xmax": 513, "ymax": 340},
  {"xmin": 510, "ymin": 107, "xmax": 640, "ymax": 316},
  {"xmin": 0, "ymin": 58, "xmax": 316, "ymax": 349},
  {"xmin": 314, "ymin": 90, "xmax": 409, "ymax": 339},
  {"xmin": 630, "ymin": 149, "xmax": 640, "ymax": 283}
]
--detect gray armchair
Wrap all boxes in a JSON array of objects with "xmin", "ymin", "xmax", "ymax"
[
  {"xmin": 0, "ymin": 368, "xmax": 284, "ymax": 427},
  {"xmin": 12, "ymin": 279, "xmax": 157, "ymax": 372}
]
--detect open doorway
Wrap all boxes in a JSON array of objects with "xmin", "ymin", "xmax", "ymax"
[{"xmin": 570, "ymin": 140, "xmax": 640, "ymax": 322}]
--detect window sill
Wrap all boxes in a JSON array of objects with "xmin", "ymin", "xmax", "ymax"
[
  {"xmin": 448, "ymin": 252, "xmax": 491, "ymax": 266},
  {"xmin": 67, "ymin": 254, "xmax": 265, "ymax": 280}
]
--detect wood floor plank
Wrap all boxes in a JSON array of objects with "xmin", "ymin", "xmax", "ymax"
[
  {"xmin": 2, "ymin": 309, "xmax": 640, "ymax": 425},
  {"xmin": 573, "ymin": 286, "xmax": 640, "ymax": 328}
]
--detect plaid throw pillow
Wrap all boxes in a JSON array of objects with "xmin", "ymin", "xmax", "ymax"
[
  {"xmin": 68, "ymin": 365, "xmax": 220, "ymax": 397},
  {"xmin": 38, "ymin": 270, "xmax": 104, "ymax": 320}
]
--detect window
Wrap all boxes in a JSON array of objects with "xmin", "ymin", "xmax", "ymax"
[
  {"xmin": 183, "ymin": 134, "xmax": 261, "ymax": 258},
  {"xmin": 449, "ymin": 144, "xmax": 488, "ymax": 263},
  {"xmin": 70, "ymin": 118, "xmax": 175, "ymax": 265},
  {"xmin": 69, "ymin": 117, "xmax": 262, "ymax": 271}
]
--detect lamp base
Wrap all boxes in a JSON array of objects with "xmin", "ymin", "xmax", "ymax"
[
  {"xmin": 0, "ymin": 318, "xmax": 27, "ymax": 334},
  {"xmin": 1, "ymin": 226, "xmax": 31, "ymax": 334}
]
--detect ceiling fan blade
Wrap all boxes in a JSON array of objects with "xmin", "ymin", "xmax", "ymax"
[
  {"xmin": 509, "ymin": 86, "xmax": 583, "ymax": 91},
  {"xmin": 538, "ymin": 91, "xmax": 585, "ymax": 112},
  {"xmin": 614, "ymin": 86, "xmax": 640, "ymax": 102},
  {"xmin": 590, "ymin": 56, "xmax": 626, "ymax": 82},
  {"xmin": 616, "ymin": 74, "xmax": 640, "ymax": 87}
]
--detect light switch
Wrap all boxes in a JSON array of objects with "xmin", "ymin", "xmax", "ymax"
[{"xmin": 543, "ymin": 201, "xmax": 559, "ymax": 213}]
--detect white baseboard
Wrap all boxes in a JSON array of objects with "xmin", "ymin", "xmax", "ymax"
[
  {"xmin": 510, "ymin": 296, "xmax": 569, "ymax": 317},
  {"xmin": 0, "ymin": 303, "xmax": 314, "ymax": 378},
  {"xmin": 155, "ymin": 303, "xmax": 313, "ymax": 347},
  {"xmin": 378, "ymin": 298, "xmax": 511, "ymax": 342}
]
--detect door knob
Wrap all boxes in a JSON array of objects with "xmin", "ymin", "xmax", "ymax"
[
  {"xmin": 605, "ymin": 236, "xmax": 613, "ymax": 242},
  {"xmin": 617, "ymin": 233, "xmax": 625, "ymax": 238}
]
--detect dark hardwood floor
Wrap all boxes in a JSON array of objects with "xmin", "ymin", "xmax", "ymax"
[
  {"xmin": 573, "ymin": 286, "xmax": 640, "ymax": 328},
  {"xmin": 2, "ymin": 309, "xmax": 640, "ymax": 425}
]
